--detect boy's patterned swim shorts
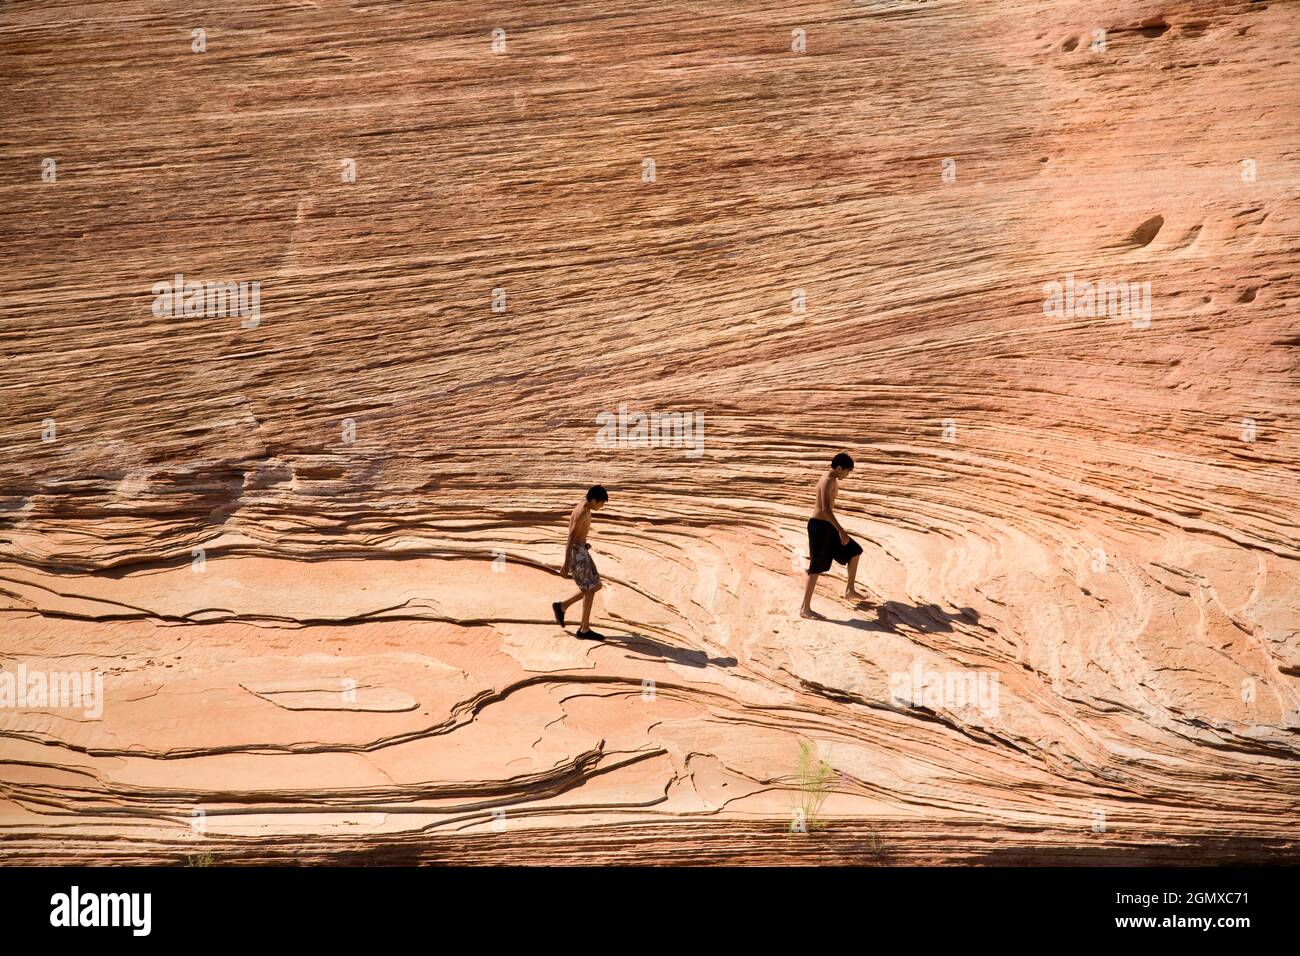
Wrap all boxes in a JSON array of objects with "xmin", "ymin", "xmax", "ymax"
[{"xmin": 570, "ymin": 543, "xmax": 601, "ymax": 591}]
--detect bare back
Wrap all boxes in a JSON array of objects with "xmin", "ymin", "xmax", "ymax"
[
  {"xmin": 569, "ymin": 501, "xmax": 592, "ymax": 544},
  {"xmin": 812, "ymin": 472, "xmax": 837, "ymax": 521}
]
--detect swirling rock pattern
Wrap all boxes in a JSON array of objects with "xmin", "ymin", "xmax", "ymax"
[{"xmin": 1, "ymin": 0, "xmax": 1297, "ymax": 864}]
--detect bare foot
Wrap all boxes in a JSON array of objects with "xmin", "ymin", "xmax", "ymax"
[
  {"xmin": 844, "ymin": 587, "xmax": 866, "ymax": 600},
  {"xmin": 799, "ymin": 607, "xmax": 825, "ymax": 620}
]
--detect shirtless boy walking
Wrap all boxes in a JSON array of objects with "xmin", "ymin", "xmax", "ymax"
[
  {"xmin": 800, "ymin": 453, "xmax": 864, "ymax": 619},
  {"xmin": 552, "ymin": 485, "xmax": 609, "ymax": 640}
]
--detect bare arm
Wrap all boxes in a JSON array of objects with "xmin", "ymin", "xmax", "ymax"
[{"xmin": 561, "ymin": 507, "xmax": 578, "ymax": 575}]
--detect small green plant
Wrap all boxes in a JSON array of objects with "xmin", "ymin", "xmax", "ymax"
[
  {"xmin": 185, "ymin": 851, "xmax": 214, "ymax": 867},
  {"xmin": 863, "ymin": 829, "xmax": 888, "ymax": 860},
  {"xmin": 791, "ymin": 740, "xmax": 835, "ymax": 832}
]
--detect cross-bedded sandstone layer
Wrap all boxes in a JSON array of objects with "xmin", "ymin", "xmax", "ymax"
[{"xmin": 1, "ymin": 0, "xmax": 1297, "ymax": 864}]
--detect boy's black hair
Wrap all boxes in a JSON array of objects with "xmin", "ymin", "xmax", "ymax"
[
  {"xmin": 587, "ymin": 485, "xmax": 609, "ymax": 503},
  {"xmin": 831, "ymin": 452, "xmax": 854, "ymax": 471}
]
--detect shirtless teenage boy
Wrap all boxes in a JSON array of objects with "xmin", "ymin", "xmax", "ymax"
[
  {"xmin": 552, "ymin": 485, "xmax": 609, "ymax": 640},
  {"xmin": 800, "ymin": 453, "xmax": 864, "ymax": 619}
]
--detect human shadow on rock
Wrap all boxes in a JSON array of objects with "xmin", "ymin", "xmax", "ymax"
[
  {"xmin": 830, "ymin": 601, "xmax": 979, "ymax": 634},
  {"xmin": 602, "ymin": 632, "xmax": 738, "ymax": 669}
]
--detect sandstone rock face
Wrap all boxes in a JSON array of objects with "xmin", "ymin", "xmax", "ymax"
[{"xmin": 1, "ymin": 0, "xmax": 1297, "ymax": 864}]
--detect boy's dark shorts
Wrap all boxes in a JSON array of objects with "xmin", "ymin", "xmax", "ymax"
[{"xmin": 807, "ymin": 518, "xmax": 863, "ymax": 574}]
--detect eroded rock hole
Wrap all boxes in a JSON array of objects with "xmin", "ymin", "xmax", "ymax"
[{"xmin": 1128, "ymin": 215, "xmax": 1165, "ymax": 247}]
